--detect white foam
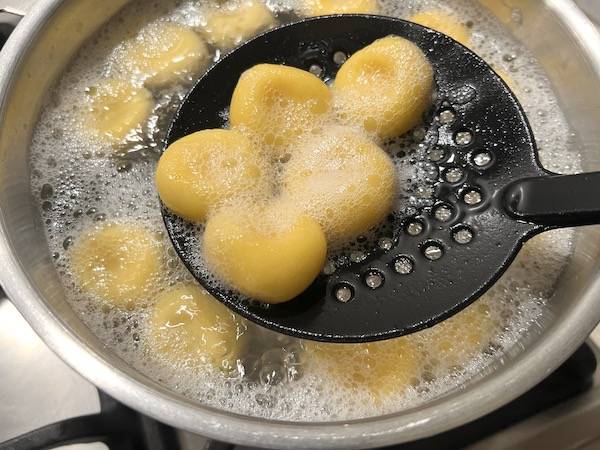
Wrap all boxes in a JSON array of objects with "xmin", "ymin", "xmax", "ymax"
[{"xmin": 30, "ymin": 0, "xmax": 581, "ymax": 421}]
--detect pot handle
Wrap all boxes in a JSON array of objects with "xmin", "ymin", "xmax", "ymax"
[
  {"xmin": 0, "ymin": 0, "xmax": 37, "ymax": 50},
  {"xmin": 0, "ymin": 0, "xmax": 37, "ymax": 16},
  {"xmin": 0, "ymin": 10, "xmax": 20, "ymax": 50},
  {"xmin": 503, "ymin": 172, "xmax": 600, "ymax": 227}
]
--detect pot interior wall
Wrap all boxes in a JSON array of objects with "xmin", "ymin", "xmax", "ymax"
[
  {"xmin": 0, "ymin": 0, "xmax": 138, "ymax": 382},
  {"xmin": 479, "ymin": 0, "xmax": 600, "ymax": 357},
  {"xmin": 0, "ymin": 0, "xmax": 600, "ymax": 436}
]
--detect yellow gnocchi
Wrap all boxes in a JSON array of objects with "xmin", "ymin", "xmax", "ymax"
[
  {"xmin": 305, "ymin": 337, "xmax": 419, "ymax": 400},
  {"xmin": 203, "ymin": 1, "xmax": 276, "ymax": 50},
  {"xmin": 281, "ymin": 127, "xmax": 396, "ymax": 244},
  {"xmin": 155, "ymin": 129, "xmax": 271, "ymax": 222},
  {"xmin": 229, "ymin": 64, "xmax": 332, "ymax": 152},
  {"xmin": 202, "ymin": 207, "xmax": 327, "ymax": 304},
  {"xmin": 86, "ymin": 79, "xmax": 153, "ymax": 144},
  {"xmin": 410, "ymin": 10, "xmax": 471, "ymax": 47},
  {"xmin": 422, "ymin": 299, "xmax": 497, "ymax": 367},
  {"xmin": 70, "ymin": 223, "xmax": 162, "ymax": 307},
  {"xmin": 333, "ymin": 35, "xmax": 434, "ymax": 140},
  {"xmin": 303, "ymin": 0, "xmax": 379, "ymax": 16},
  {"xmin": 116, "ymin": 21, "xmax": 209, "ymax": 89},
  {"xmin": 149, "ymin": 284, "xmax": 245, "ymax": 373}
]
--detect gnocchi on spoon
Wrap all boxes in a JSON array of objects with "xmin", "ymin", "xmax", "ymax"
[{"xmin": 158, "ymin": 15, "xmax": 600, "ymax": 343}]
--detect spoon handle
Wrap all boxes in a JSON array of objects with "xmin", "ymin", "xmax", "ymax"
[{"xmin": 503, "ymin": 172, "xmax": 600, "ymax": 227}]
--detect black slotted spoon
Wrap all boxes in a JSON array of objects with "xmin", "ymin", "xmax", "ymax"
[{"xmin": 161, "ymin": 15, "xmax": 600, "ymax": 343}]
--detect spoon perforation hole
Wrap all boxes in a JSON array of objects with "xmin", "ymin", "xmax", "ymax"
[
  {"xmin": 333, "ymin": 51, "xmax": 348, "ymax": 65},
  {"xmin": 454, "ymin": 129, "xmax": 473, "ymax": 146},
  {"xmin": 364, "ymin": 270, "xmax": 385, "ymax": 289},
  {"xmin": 428, "ymin": 147, "xmax": 446, "ymax": 163},
  {"xmin": 452, "ymin": 225, "xmax": 474, "ymax": 244},
  {"xmin": 308, "ymin": 63, "xmax": 324, "ymax": 77},
  {"xmin": 350, "ymin": 251, "xmax": 368, "ymax": 263},
  {"xmin": 334, "ymin": 283, "xmax": 354, "ymax": 303},
  {"xmin": 421, "ymin": 241, "xmax": 445, "ymax": 261},
  {"xmin": 444, "ymin": 166, "xmax": 465, "ymax": 184},
  {"xmin": 393, "ymin": 255, "xmax": 415, "ymax": 275},
  {"xmin": 437, "ymin": 108, "xmax": 456, "ymax": 125},
  {"xmin": 462, "ymin": 187, "xmax": 484, "ymax": 205},
  {"xmin": 405, "ymin": 219, "xmax": 425, "ymax": 236},
  {"xmin": 378, "ymin": 237, "xmax": 394, "ymax": 251},
  {"xmin": 433, "ymin": 203, "xmax": 454, "ymax": 222},
  {"xmin": 471, "ymin": 150, "xmax": 494, "ymax": 168}
]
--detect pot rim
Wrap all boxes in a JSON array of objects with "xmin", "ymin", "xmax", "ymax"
[{"xmin": 1, "ymin": 0, "xmax": 600, "ymax": 448}]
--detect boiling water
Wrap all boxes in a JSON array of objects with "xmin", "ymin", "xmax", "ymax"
[{"xmin": 29, "ymin": 0, "xmax": 581, "ymax": 420}]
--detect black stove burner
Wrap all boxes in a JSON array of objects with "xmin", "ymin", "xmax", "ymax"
[
  {"xmin": 0, "ymin": 392, "xmax": 179, "ymax": 450},
  {"xmin": 382, "ymin": 343, "xmax": 597, "ymax": 450},
  {"xmin": 0, "ymin": 344, "xmax": 595, "ymax": 450}
]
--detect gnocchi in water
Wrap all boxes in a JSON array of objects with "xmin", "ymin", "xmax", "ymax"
[
  {"xmin": 149, "ymin": 284, "xmax": 246, "ymax": 373},
  {"xmin": 281, "ymin": 127, "xmax": 397, "ymax": 244},
  {"xmin": 115, "ymin": 21, "xmax": 209, "ymax": 89},
  {"xmin": 70, "ymin": 223, "xmax": 162, "ymax": 307},
  {"xmin": 86, "ymin": 79, "xmax": 153, "ymax": 145},
  {"xmin": 155, "ymin": 129, "xmax": 271, "ymax": 222},
  {"xmin": 424, "ymin": 300, "xmax": 496, "ymax": 367},
  {"xmin": 306, "ymin": 298, "xmax": 496, "ymax": 398},
  {"xmin": 229, "ymin": 64, "xmax": 332, "ymax": 152},
  {"xmin": 305, "ymin": 337, "xmax": 419, "ymax": 400},
  {"xmin": 203, "ymin": 1, "xmax": 276, "ymax": 50},
  {"xmin": 203, "ymin": 207, "xmax": 327, "ymax": 304},
  {"xmin": 303, "ymin": 0, "xmax": 379, "ymax": 16},
  {"xmin": 334, "ymin": 35, "xmax": 434, "ymax": 140},
  {"xmin": 410, "ymin": 10, "xmax": 471, "ymax": 47}
]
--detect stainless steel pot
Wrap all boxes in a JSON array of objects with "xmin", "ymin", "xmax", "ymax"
[{"xmin": 1, "ymin": 1, "xmax": 600, "ymax": 448}]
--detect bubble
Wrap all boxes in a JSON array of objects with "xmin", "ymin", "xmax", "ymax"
[
  {"xmin": 40, "ymin": 184, "xmax": 54, "ymax": 199},
  {"xmin": 62, "ymin": 236, "xmax": 73, "ymax": 250},
  {"xmin": 117, "ymin": 161, "xmax": 133, "ymax": 173},
  {"xmin": 448, "ymin": 85, "xmax": 476, "ymax": 105}
]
